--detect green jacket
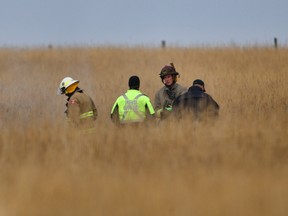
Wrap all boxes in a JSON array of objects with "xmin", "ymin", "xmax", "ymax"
[{"xmin": 111, "ymin": 89, "xmax": 155, "ymax": 125}]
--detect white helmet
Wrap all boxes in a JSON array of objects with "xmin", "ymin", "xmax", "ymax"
[{"xmin": 57, "ymin": 77, "xmax": 79, "ymax": 95}]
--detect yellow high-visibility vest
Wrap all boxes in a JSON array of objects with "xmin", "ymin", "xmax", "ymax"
[{"xmin": 111, "ymin": 89, "xmax": 155, "ymax": 123}]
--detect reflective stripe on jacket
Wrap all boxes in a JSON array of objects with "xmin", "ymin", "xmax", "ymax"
[{"xmin": 80, "ymin": 110, "xmax": 94, "ymax": 119}]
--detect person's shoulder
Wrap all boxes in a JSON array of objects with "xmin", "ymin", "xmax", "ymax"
[
  {"xmin": 72, "ymin": 91, "xmax": 81, "ymax": 96},
  {"xmin": 141, "ymin": 93, "xmax": 151, "ymax": 100},
  {"xmin": 176, "ymin": 91, "xmax": 188, "ymax": 100},
  {"xmin": 203, "ymin": 92, "xmax": 212, "ymax": 97},
  {"xmin": 203, "ymin": 92, "xmax": 218, "ymax": 102},
  {"xmin": 69, "ymin": 92, "xmax": 80, "ymax": 100},
  {"xmin": 74, "ymin": 91, "xmax": 92, "ymax": 101},
  {"xmin": 82, "ymin": 91, "xmax": 92, "ymax": 98},
  {"xmin": 135, "ymin": 90, "xmax": 149, "ymax": 99},
  {"xmin": 175, "ymin": 83, "xmax": 187, "ymax": 90},
  {"xmin": 116, "ymin": 94, "xmax": 125, "ymax": 101},
  {"xmin": 155, "ymin": 86, "xmax": 166, "ymax": 93}
]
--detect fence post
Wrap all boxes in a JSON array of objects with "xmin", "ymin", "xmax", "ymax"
[
  {"xmin": 274, "ymin": 37, "xmax": 278, "ymax": 49},
  {"xmin": 161, "ymin": 40, "xmax": 166, "ymax": 49}
]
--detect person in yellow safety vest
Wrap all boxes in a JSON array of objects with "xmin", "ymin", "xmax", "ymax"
[
  {"xmin": 111, "ymin": 75, "xmax": 155, "ymax": 126},
  {"xmin": 57, "ymin": 77, "xmax": 97, "ymax": 130},
  {"xmin": 154, "ymin": 63, "xmax": 187, "ymax": 120}
]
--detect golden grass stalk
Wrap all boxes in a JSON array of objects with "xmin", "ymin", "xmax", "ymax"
[{"xmin": 0, "ymin": 46, "xmax": 287, "ymax": 216}]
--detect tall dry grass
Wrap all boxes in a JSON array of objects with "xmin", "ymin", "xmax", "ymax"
[{"xmin": 0, "ymin": 46, "xmax": 287, "ymax": 216}]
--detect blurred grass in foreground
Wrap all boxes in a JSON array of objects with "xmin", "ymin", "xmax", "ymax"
[{"xmin": 0, "ymin": 46, "xmax": 287, "ymax": 216}]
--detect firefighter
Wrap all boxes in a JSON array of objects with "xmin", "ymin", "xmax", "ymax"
[
  {"xmin": 111, "ymin": 75, "xmax": 155, "ymax": 126},
  {"xmin": 172, "ymin": 79, "xmax": 219, "ymax": 121},
  {"xmin": 57, "ymin": 77, "xmax": 97, "ymax": 130},
  {"xmin": 154, "ymin": 63, "xmax": 187, "ymax": 119}
]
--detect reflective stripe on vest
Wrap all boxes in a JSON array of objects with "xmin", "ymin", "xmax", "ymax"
[
  {"xmin": 121, "ymin": 93, "xmax": 144, "ymax": 123},
  {"xmin": 80, "ymin": 111, "xmax": 94, "ymax": 119}
]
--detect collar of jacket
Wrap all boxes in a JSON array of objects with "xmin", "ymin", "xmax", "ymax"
[
  {"xmin": 127, "ymin": 89, "xmax": 141, "ymax": 93},
  {"xmin": 188, "ymin": 85, "xmax": 204, "ymax": 92},
  {"xmin": 66, "ymin": 88, "xmax": 83, "ymax": 101},
  {"xmin": 164, "ymin": 83, "xmax": 177, "ymax": 91}
]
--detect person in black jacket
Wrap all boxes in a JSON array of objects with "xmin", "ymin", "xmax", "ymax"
[{"xmin": 172, "ymin": 79, "xmax": 219, "ymax": 121}]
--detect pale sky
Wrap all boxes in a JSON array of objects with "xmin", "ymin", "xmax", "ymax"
[{"xmin": 1, "ymin": 0, "xmax": 287, "ymax": 47}]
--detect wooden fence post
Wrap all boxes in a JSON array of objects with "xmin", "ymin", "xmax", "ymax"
[
  {"xmin": 161, "ymin": 40, "xmax": 166, "ymax": 49},
  {"xmin": 274, "ymin": 37, "xmax": 278, "ymax": 49}
]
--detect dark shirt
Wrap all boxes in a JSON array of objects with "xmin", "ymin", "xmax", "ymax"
[{"xmin": 172, "ymin": 86, "xmax": 219, "ymax": 121}]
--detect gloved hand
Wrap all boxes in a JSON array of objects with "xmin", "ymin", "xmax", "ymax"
[
  {"xmin": 159, "ymin": 105, "xmax": 173, "ymax": 120},
  {"xmin": 156, "ymin": 109, "xmax": 163, "ymax": 118},
  {"xmin": 164, "ymin": 105, "xmax": 172, "ymax": 112},
  {"xmin": 156, "ymin": 105, "xmax": 173, "ymax": 119}
]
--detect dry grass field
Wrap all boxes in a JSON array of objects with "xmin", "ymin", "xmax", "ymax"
[{"xmin": 0, "ymin": 46, "xmax": 287, "ymax": 216}]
